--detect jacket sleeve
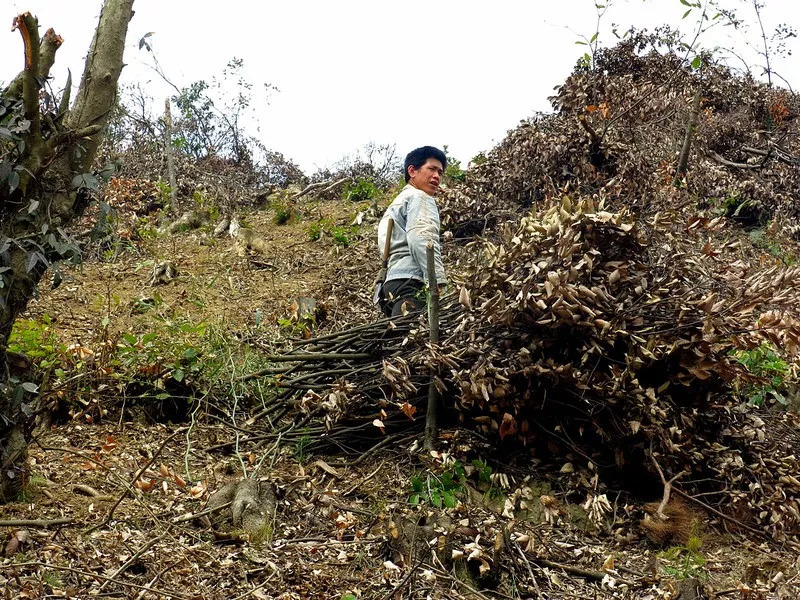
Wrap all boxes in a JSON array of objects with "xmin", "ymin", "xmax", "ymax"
[{"xmin": 405, "ymin": 191, "xmax": 446, "ymax": 285}]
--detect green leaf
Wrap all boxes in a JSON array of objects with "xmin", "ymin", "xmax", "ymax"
[
  {"xmin": 679, "ymin": 0, "xmax": 692, "ymax": 5},
  {"xmin": 173, "ymin": 368, "xmax": 185, "ymax": 382},
  {"xmin": 70, "ymin": 172, "xmax": 101, "ymax": 192},
  {"xmin": 409, "ymin": 494, "xmax": 420, "ymax": 505},
  {"xmin": 25, "ymin": 251, "xmax": 38, "ymax": 273},
  {"xmin": 411, "ymin": 476, "xmax": 424, "ymax": 493},
  {"xmin": 8, "ymin": 171, "xmax": 19, "ymax": 193},
  {"xmin": 443, "ymin": 490, "xmax": 458, "ymax": 508},
  {"xmin": 683, "ymin": 8, "xmax": 692, "ymax": 18},
  {"xmin": 691, "ymin": 56, "xmax": 702, "ymax": 69},
  {"xmin": 575, "ymin": 41, "xmax": 588, "ymax": 46},
  {"xmin": 590, "ymin": 33, "xmax": 598, "ymax": 43}
]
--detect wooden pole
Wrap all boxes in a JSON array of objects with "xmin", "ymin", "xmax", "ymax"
[
  {"xmin": 164, "ymin": 98, "xmax": 179, "ymax": 213},
  {"xmin": 424, "ymin": 242, "xmax": 440, "ymax": 450}
]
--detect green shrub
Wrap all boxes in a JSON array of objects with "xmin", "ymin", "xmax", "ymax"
[
  {"xmin": 8, "ymin": 315, "xmax": 64, "ymax": 371},
  {"xmin": 307, "ymin": 221, "xmax": 323, "ymax": 241},
  {"xmin": 658, "ymin": 536, "xmax": 707, "ymax": 581},
  {"xmin": 330, "ymin": 226, "xmax": 351, "ymax": 246},
  {"xmin": 342, "ymin": 178, "xmax": 378, "ymax": 203},
  {"xmin": 732, "ymin": 343, "xmax": 790, "ymax": 406},
  {"xmin": 409, "ymin": 462, "xmax": 465, "ymax": 508},
  {"xmin": 273, "ymin": 203, "xmax": 292, "ymax": 225}
]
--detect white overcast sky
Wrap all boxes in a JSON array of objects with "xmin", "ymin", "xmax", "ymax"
[{"xmin": 2, "ymin": 1, "xmax": 798, "ymax": 173}]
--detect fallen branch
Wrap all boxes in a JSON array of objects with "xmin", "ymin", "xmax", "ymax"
[
  {"xmin": 172, "ymin": 501, "xmax": 232, "ymax": 524},
  {"xmin": 240, "ymin": 353, "xmax": 374, "ymax": 381},
  {"xmin": 513, "ymin": 540, "xmax": 544, "ymax": 599},
  {"xmin": 532, "ymin": 557, "xmax": 635, "ymax": 585},
  {"xmin": 424, "ymin": 242, "xmax": 441, "ymax": 451},
  {"xmin": 293, "ymin": 176, "xmax": 353, "ymax": 200},
  {"xmin": 709, "ymin": 151, "xmax": 763, "ymax": 170},
  {"xmin": 134, "ymin": 559, "xmax": 183, "ymax": 600},
  {"xmin": 379, "ymin": 557, "xmax": 425, "ymax": 600},
  {"xmin": 0, "ymin": 517, "xmax": 74, "ymax": 528}
]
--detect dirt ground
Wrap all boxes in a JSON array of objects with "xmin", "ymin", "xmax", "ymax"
[{"xmin": 0, "ymin": 193, "xmax": 798, "ymax": 599}]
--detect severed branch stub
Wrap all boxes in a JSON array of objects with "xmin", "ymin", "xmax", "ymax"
[
  {"xmin": 650, "ymin": 450, "xmax": 686, "ymax": 520},
  {"xmin": 424, "ymin": 242, "xmax": 440, "ymax": 450}
]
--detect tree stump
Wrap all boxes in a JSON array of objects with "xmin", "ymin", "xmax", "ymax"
[{"xmin": 204, "ymin": 479, "xmax": 277, "ymax": 544}]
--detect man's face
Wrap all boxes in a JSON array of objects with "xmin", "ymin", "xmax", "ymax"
[{"xmin": 408, "ymin": 158, "xmax": 444, "ymax": 196}]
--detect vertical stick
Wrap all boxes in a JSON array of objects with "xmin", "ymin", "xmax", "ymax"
[
  {"xmin": 164, "ymin": 98, "xmax": 179, "ymax": 213},
  {"xmin": 672, "ymin": 88, "xmax": 702, "ymax": 188},
  {"xmin": 424, "ymin": 242, "xmax": 440, "ymax": 450}
]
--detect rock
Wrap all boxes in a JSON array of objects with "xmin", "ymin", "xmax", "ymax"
[{"xmin": 213, "ymin": 217, "xmax": 231, "ymax": 237}]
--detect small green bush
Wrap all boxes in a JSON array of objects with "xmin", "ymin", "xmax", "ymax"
[
  {"xmin": 307, "ymin": 221, "xmax": 323, "ymax": 241},
  {"xmin": 330, "ymin": 226, "xmax": 350, "ymax": 246},
  {"xmin": 658, "ymin": 536, "xmax": 707, "ymax": 581},
  {"xmin": 8, "ymin": 315, "xmax": 64, "ymax": 371},
  {"xmin": 273, "ymin": 204, "xmax": 292, "ymax": 225},
  {"xmin": 409, "ymin": 462, "xmax": 465, "ymax": 508},
  {"xmin": 342, "ymin": 178, "xmax": 378, "ymax": 203},
  {"xmin": 732, "ymin": 343, "xmax": 790, "ymax": 406}
]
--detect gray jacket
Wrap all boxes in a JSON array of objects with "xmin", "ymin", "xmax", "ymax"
[{"xmin": 377, "ymin": 184, "xmax": 446, "ymax": 295}]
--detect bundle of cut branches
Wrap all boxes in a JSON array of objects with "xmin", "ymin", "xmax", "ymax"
[{"xmin": 424, "ymin": 195, "xmax": 800, "ymax": 541}]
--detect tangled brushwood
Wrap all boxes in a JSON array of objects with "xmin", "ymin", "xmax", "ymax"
[
  {"xmin": 430, "ymin": 35, "xmax": 800, "ymax": 541},
  {"xmin": 439, "ymin": 32, "xmax": 800, "ymax": 237},
  {"xmin": 435, "ymin": 195, "xmax": 800, "ymax": 541},
  {"xmin": 246, "ymin": 36, "xmax": 800, "ymax": 543}
]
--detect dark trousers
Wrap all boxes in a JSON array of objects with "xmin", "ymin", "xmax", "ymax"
[{"xmin": 379, "ymin": 278, "xmax": 425, "ymax": 317}]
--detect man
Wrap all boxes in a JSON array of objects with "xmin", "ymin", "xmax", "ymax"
[{"xmin": 376, "ymin": 146, "xmax": 447, "ymax": 317}]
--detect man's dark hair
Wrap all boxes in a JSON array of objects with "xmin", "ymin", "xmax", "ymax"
[{"xmin": 403, "ymin": 146, "xmax": 447, "ymax": 183}]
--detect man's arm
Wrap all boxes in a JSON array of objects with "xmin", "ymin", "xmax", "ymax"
[{"xmin": 405, "ymin": 192, "xmax": 446, "ymax": 286}]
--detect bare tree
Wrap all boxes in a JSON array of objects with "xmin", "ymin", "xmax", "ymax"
[{"xmin": 0, "ymin": 1, "xmax": 135, "ymax": 501}]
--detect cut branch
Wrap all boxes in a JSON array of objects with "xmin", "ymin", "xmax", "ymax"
[
  {"xmin": 424, "ymin": 242, "xmax": 441, "ymax": 451},
  {"xmin": 709, "ymin": 151, "xmax": 763, "ymax": 170},
  {"xmin": 672, "ymin": 88, "xmax": 702, "ymax": 187},
  {"xmin": 38, "ymin": 28, "xmax": 64, "ymax": 81},
  {"xmin": 0, "ymin": 517, "xmax": 74, "ymax": 528}
]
